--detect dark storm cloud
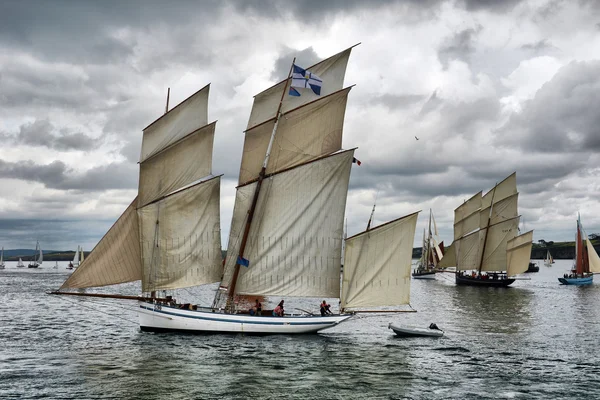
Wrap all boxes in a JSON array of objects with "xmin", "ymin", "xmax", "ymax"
[
  {"xmin": 11, "ymin": 120, "xmax": 97, "ymax": 151},
  {"xmin": 0, "ymin": 159, "xmax": 137, "ymax": 191},
  {"xmin": 270, "ymin": 47, "xmax": 321, "ymax": 81},
  {"xmin": 520, "ymin": 39, "xmax": 555, "ymax": 53},
  {"xmin": 0, "ymin": 218, "xmax": 113, "ymax": 251},
  {"xmin": 496, "ymin": 60, "xmax": 600, "ymax": 152},
  {"xmin": 438, "ymin": 26, "xmax": 482, "ymax": 69},
  {"xmin": 461, "ymin": 0, "xmax": 524, "ymax": 12}
]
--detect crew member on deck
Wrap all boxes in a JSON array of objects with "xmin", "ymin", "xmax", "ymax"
[
  {"xmin": 273, "ymin": 300, "xmax": 284, "ymax": 317},
  {"xmin": 320, "ymin": 301, "xmax": 331, "ymax": 316}
]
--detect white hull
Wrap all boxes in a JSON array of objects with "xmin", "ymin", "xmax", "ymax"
[
  {"xmin": 389, "ymin": 323, "xmax": 444, "ymax": 337},
  {"xmin": 138, "ymin": 303, "xmax": 352, "ymax": 334}
]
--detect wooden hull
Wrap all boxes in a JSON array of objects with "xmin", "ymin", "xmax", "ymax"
[
  {"xmin": 138, "ymin": 303, "xmax": 353, "ymax": 334},
  {"xmin": 388, "ymin": 323, "xmax": 443, "ymax": 337},
  {"xmin": 412, "ymin": 270, "xmax": 436, "ymax": 280},
  {"xmin": 558, "ymin": 275, "xmax": 593, "ymax": 285},
  {"xmin": 455, "ymin": 274, "xmax": 515, "ymax": 287},
  {"xmin": 27, "ymin": 264, "xmax": 39, "ymax": 268}
]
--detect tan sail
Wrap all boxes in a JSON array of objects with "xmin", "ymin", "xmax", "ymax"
[
  {"xmin": 586, "ymin": 237, "xmax": 600, "ymax": 273},
  {"xmin": 61, "ymin": 198, "xmax": 142, "ymax": 289},
  {"xmin": 506, "ymin": 230, "xmax": 534, "ymax": 276},
  {"xmin": 438, "ymin": 242, "xmax": 456, "ymax": 268},
  {"xmin": 239, "ymin": 88, "xmax": 350, "ymax": 184},
  {"xmin": 138, "ymin": 122, "xmax": 215, "ymax": 207},
  {"xmin": 479, "ymin": 193, "xmax": 518, "ymax": 229},
  {"xmin": 138, "ymin": 177, "xmax": 222, "ymax": 292},
  {"xmin": 455, "ymin": 230, "xmax": 481, "ymax": 271},
  {"xmin": 481, "ymin": 172, "xmax": 516, "ymax": 209},
  {"xmin": 140, "ymin": 85, "xmax": 209, "ymax": 162},
  {"xmin": 247, "ymin": 47, "xmax": 353, "ymax": 130},
  {"xmin": 341, "ymin": 212, "xmax": 418, "ymax": 310},
  {"xmin": 479, "ymin": 217, "xmax": 520, "ymax": 272},
  {"xmin": 453, "ymin": 191, "xmax": 482, "ymax": 240},
  {"xmin": 223, "ymin": 151, "xmax": 354, "ymax": 297}
]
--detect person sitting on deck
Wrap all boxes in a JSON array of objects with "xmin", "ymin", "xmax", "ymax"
[
  {"xmin": 273, "ymin": 300, "xmax": 284, "ymax": 317},
  {"xmin": 255, "ymin": 299, "xmax": 262, "ymax": 316},
  {"xmin": 320, "ymin": 301, "xmax": 332, "ymax": 316}
]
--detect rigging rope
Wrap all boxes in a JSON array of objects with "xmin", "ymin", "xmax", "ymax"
[{"xmin": 56, "ymin": 296, "xmax": 139, "ymax": 325}]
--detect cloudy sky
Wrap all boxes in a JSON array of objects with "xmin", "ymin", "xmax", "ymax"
[{"xmin": 1, "ymin": 0, "xmax": 599, "ymax": 252}]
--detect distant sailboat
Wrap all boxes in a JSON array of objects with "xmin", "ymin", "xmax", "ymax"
[
  {"xmin": 544, "ymin": 250, "xmax": 555, "ymax": 266},
  {"xmin": 451, "ymin": 173, "xmax": 534, "ymax": 287},
  {"xmin": 28, "ymin": 241, "xmax": 43, "ymax": 268},
  {"xmin": 558, "ymin": 215, "xmax": 600, "ymax": 285},
  {"xmin": 17, "ymin": 258, "xmax": 25, "ymax": 268},
  {"xmin": 0, "ymin": 247, "xmax": 5, "ymax": 269},
  {"xmin": 412, "ymin": 209, "xmax": 443, "ymax": 280},
  {"xmin": 53, "ymin": 261, "xmax": 59, "ymax": 269}
]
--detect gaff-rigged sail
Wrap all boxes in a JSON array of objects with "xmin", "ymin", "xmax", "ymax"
[
  {"xmin": 223, "ymin": 151, "xmax": 353, "ymax": 297},
  {"xmin": 59, "ymin": 85, "xmax": 221, "ymax": 293},
  {"xmin": 341, "ymin": 212, "xmax": 418, "ymax": 310}
]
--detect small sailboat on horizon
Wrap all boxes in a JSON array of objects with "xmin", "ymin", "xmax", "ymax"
[
  {"xmin": 17, "ymin": 258, "xmax": 25, "ymax": 268},
  {"xmin": 0, "ymin": 247, "xmax": 5, "ymax": 269},
  {"xmin": 558, "ymin": 215, "xmax": 600, "ymax": 285},
  {"xmin": 544, "ymin": 249, "xmax": 555, "ymax": 266},
  {"xmin": 28, "ymin": 241, "xmax": 43, "ymax": 268},
  {"xmin": 67, "ymin": 245, "xmax": 81, "ymax": 270}
]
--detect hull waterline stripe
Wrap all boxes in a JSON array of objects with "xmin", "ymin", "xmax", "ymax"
[{"xmin": 139, "ymin": 305, "xmax": 348, "ymax": 326}]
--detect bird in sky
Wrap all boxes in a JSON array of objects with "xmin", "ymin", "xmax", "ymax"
[{"xmin": 415, "ymin": 136, "xmax": 419, "ymax": 140}]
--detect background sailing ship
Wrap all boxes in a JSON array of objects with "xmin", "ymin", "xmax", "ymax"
[
  {"xmin": 412, "ymin": 209, "xmax": 443, "ymax": 279},
  {"xmin": 28, "ymin": 241, "xmax": 43, "ymax": 268},
  {"xmin": 439, "ymin": 173, "xmax": 534, "ymax": 287}
]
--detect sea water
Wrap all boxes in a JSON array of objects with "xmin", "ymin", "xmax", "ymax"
[{"xmin": 1, "ymin": 260, "xmax": 599, "ymax": 399}]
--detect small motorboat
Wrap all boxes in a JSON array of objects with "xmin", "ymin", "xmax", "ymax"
[{"xmin": 389, "ymin": 322, "xmax": 444, "ymax": 338}]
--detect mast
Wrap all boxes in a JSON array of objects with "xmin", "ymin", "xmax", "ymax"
[
  {"xmin": 478, "ymin": 184, "xmax": 497, "ymax": 273},
  {"xmin": 226, "ymin": 58, "xmax": 296, "ymax": 306},
  {"xmin": 576, "ymin": 216, "xmax": 584, "ymax": 274},
  {"xmin": 165, "ymin": 87, "xmax": 170, "ymax": 114}
]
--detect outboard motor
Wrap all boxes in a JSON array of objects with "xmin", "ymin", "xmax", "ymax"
[{"xmin": 429, "ymin": 323, "xmax": 440, "ymax": 330}]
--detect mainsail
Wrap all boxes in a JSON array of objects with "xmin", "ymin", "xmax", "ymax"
[
  {"xmin": 452, "ymin": 173, "xmax": 532, "ymax": 274},
  {"xmin": 60, "ymin": 85, "xmax": 221, "ymax": 293}
]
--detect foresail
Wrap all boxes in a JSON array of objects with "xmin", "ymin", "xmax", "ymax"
[
  {"xmin": 506, "ymin": 230, "xmax": 533, "ymax": 276},
  {"xmin": 455, "ymin": 231, "xmax": 481, "ymax": 271},
  {"xmin": 61, "ymin": 198, "xmax": 142, "ymax": 289},
  {"xmin": 239, "ymin": 88, "xmax": 350, "ymax": 184},
  {"xmin": 479, "ymin": 216, "xmax": 520, "ymax": 272},
  {"xmin": 140, "ymin": 85, "xmax": 209, "ymax": 162},
  {"xmin": 222, "ymin": 151, "xmax": 354, "ymax": 298},
  {"xmin": 341, "ymin": 212, "xmax": 418, "ymax": 310},
  {"xmin": 438, "ymin": 242, "xmax": 456, "ymax": 268},
  {"xmin": 586, "ymin": 236, "xmax": 600, "ymax": 273},
  {"xmin": 138, "ymin": 177, "xmax": 222, "ymax": 292},
  {"xmin": 247, "ymin": 47, "xmax": 353, "ymax": 130},
  {"xmin": 138, "ymin": 122, "xmax": 215, "ymax": 207}
]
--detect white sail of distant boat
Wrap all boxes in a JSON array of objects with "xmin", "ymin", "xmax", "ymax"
[
  {"xmin": 72, "ymin": 245, "xmax": 80, "ymax": 269},
  {"xmin": 413, "ymin": 209, "xmax": 443, "ymax": 279},
  {"xmin": 17, "ymin": 258, "xmax": 25, "ymax": 268},
  {"xmin": 80, "ymin": 247, "xmax": 84, "ymax": 264},
  {"xmin": 544, "ymin": 249, "xmax": 554, "ymax": 266},
  {"xmin": 52, "ymin": 45, "xmax": 417, "ymax": 334},
  {"xmin": 28, "ymin": 241, "xmax": 42, "ymax": 268},
  {"xmin": 53, "ymin": 261, "xmax": 59, "ymax": 269},
  {"xmin": 0, "ymin": 247, "xmax": 4, "ymax": 269}
]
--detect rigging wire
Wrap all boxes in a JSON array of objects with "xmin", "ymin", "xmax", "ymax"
[{"xmin": 55, "ymin": 296, "xmax": 139, "ymax": 325}]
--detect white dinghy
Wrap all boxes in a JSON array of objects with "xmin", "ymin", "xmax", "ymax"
[{"xmin": 389, "ymin": 322, "xmax": 444, "ymax": 338}]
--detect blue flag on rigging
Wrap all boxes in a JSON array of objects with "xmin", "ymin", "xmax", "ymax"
[
  {"xmin": 289, "ymin": 64, "xmax": 322, "ymax": 96},
  {"xmin": 237, "ymin": 255, "xmax": 250, "ymax": 268}
]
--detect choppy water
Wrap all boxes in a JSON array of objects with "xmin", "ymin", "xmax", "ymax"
[{"xmin": 1, "ymin": 260, "xmax": 600, "ymax": 399}]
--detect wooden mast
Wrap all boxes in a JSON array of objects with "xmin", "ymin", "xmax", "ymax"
[
  {"xmin": 478, "ymin": 184, "xmax": 497, "ymax": 274},
  {"xmin": 576, "ymin": 216, "xmax": 584, "ymax": 275},
  {"xmin": 226, "ymin": 58, "xmax": 296, "ymax": 310},
  {"xmin": 165, "ymin": 87, "xmax": 170, "ymax": 114}
]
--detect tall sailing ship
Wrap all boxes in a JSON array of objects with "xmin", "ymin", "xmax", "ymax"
[
  {"xmin": 558, "ymin": 215, "xmax": 600, "ymax": 285},
  {"xmin": 28, "ymin": 241, "xmax": 43, "ymax": 268},
  {"xmin": 444, "ymin": 173, "xmax": 534, "ymax": 287},
  {"xmin": 52, "ymin": 46, "xmax": 418, "ymax": 334},
  {"xmin": 412, "ymin": 209, "xmax": 443, "ymax": 279}
]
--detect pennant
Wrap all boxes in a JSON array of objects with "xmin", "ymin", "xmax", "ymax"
[{"xmin": 352, "ymin": 157, "xmax": 362, "ymax": 166}]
